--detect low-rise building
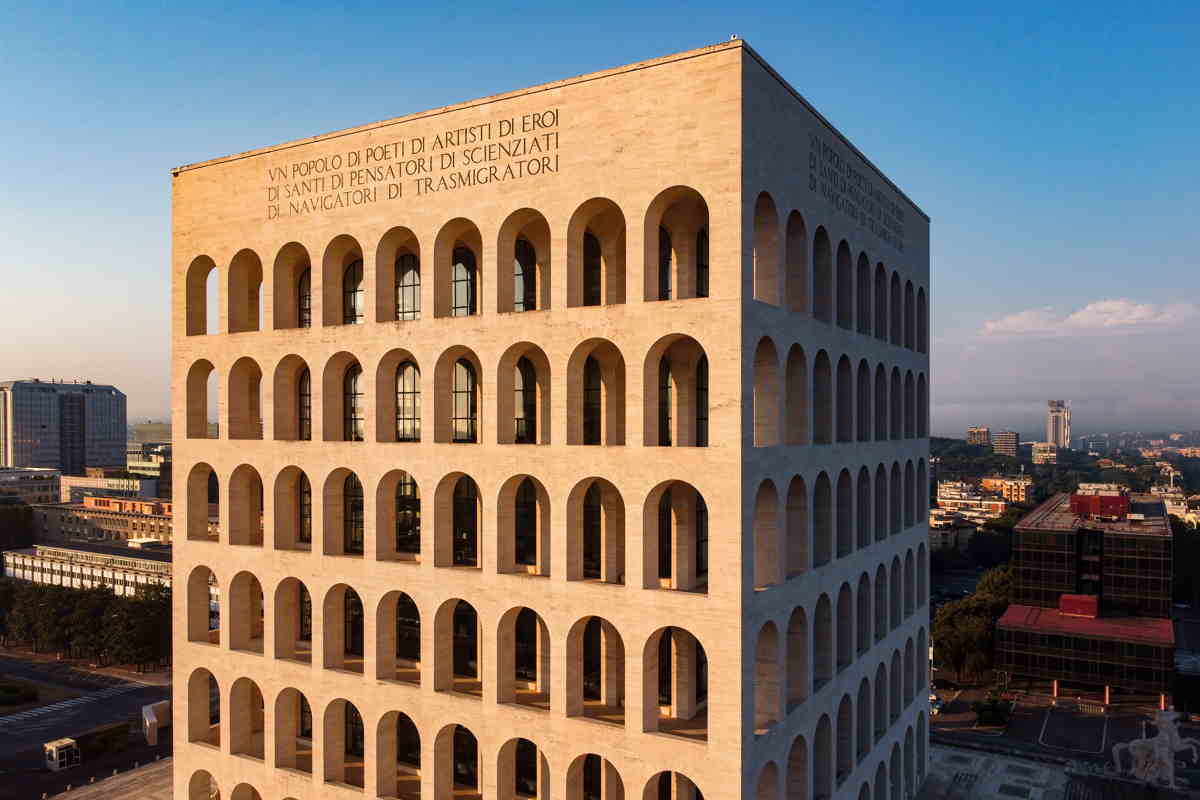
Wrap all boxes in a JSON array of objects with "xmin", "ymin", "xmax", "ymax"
[
  {"xmin": 59, "ymin": 474, "xmax": 158, "ymax": 504},
  {"xmin": 993, "ymin": 431, "xmax": 1018, "ymax": 457},
  {"xmin": 0, "ymin": 467, "xmax": 61, "ymax": 505},
  {"xmin": 1032, "ymin": 442, "xmax": 1057, "ymax": 464},
  {"xmin": 981, "ymin": 474, "xmax": 1036, "ymax": 504},
  {"xmin": 33, "ymin": 496, "xmax": 182, "ymax": 543},
  {"xmin": 2, "ymin": 541, "xmax": 171, "ymax": 596},
  {"xmin": 936, "ymin": 480, "xmax": 1009, "ymax": 518},
  {"xmin": 125, "ymin": 443, "xmax": 171, "ymax": 500}
]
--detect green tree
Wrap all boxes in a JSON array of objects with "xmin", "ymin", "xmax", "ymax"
[{"xmin": 67, "ymin": 587, "xmax": 115, "ymax": 663}]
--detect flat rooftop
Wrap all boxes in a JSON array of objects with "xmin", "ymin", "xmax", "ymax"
[
  {"xmin": 1015, "ymin": 493, "xmax": 1169, "ymax": 536},
  {"xmin": 999, "ymin": 604, "xmax": 1174, "ymax": 647},
  {"xmin": 5, "ymin": 541, "xmax": 172, "ymax": 563}
]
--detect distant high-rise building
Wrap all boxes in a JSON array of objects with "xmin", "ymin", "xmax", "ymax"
[
  {"xmin": 1032, "ymin": 442, "xmax": 1057, "ymax": 464},
  {"xmin": 993, "ymin": 430, "xmax": 1018, "ymax": 457},
  {"xmin": 967, "ymin": 426, "xmax": 991, "ymax": 446},
  {"xmin": 0, "ymin": 380, "xmax": 126, "ymax": 475},
  {"xmin": 1047, "ymin": 400, "xmax": 1071, "ymax": 449}
]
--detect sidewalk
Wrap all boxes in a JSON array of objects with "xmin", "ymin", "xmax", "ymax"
[{"xmin": 0, "ymin": 647, "xmax": 170, "ymax": 687}]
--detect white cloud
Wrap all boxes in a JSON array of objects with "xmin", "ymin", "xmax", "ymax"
[{"xmin": 982, "ymin": 299, "xmax": 1196, "ymax": 336}]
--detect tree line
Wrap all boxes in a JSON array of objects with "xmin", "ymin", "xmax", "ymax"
[
  {"xmin": 0, "ymin": 579, "xmax": 171, "ymax": 671},
  {"xmin": 931, "ymin": 565, "xmax": 1010, "ymax": 683}
]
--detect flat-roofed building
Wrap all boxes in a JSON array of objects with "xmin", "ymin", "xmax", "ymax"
[
  {"xmin": 2, "ymin": 540, "xmax": 172, "ymax": 596},
  {"xmin": 966, "ymin": 426, "xmax": 990, "ymax": 447},
  {"xmin": 171, "ymin": 40, "xmax": 931, "ymax": 800},
  {"xmin": 0, "ymin": 467, "xmax": 61, "ymax": 505},
  {"xmin": 0, "ymin": 380, "xmax": 126, "ymax": 474},
  {"xmin": 980, "ymin": 474, "xmax": 1035, "ymax": 505},
  {"xmin": 34, "ymin": 496, "xmax": 178, "ymax": 543},
  {"xmin": 997, "ymin": 491, "xmax": 1173, "ymax": 704},
  {"xmin": 59, "ymin": 473, "xmax": 158, "ymax": 504},
  {"xmin": 992, "ymin": 430, "xmax": 1018, "ymax": 458}
]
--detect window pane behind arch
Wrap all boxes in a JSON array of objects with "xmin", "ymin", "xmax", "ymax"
[
  {"xmin": 298, "ymin": 268, "xmax": 312, "ymax": 328},
  {"xmin": 658, "ymin": 359, "xmax": 672, "ymax": 446},
  {"xmin": 696, "ymin": 226, "xmax": 710, "ymax": 298},
  {"xmin": 452, "ymin": 360, "xmax": 477, "ymax": 443},
  {"xmin": 582, "ymin": 484, "xmax": 602, "ymax": 579},
  {"xmin": 343, "ymin": 474, "xmax": 364, "ymax": 554},
  {"xmin": 396, "ymin": 253, "xmax": 420, "ymax": 320},
  {"xmin": 696, "ymin": 355, "xmax": 709, "ymax": 446},
  {"xmin": 298, "ymin": 474, "xmax": 312, "ymax": 544},
  {"xmin": 514, "ymin": 479, "xmax": 537, "ymax": 565},
  {"xmin": 395, "ymin": 473, "xmax": 420, "ymax": 554},
  {"xmin": 343, "ymin": 260, "xmax": 364, "ymax": 324},
  {"xmin": 298, "ymin": 368, "xmax": 312, "ymax": 441},
  {"xmin": 514, "ymin": 358, "xmax": 537, "ymax": 444},
  {"xmin": 395, "ymin": 362, "xmax": 420, "ymax": 441},
  {"xmin": 452, "ymin": 479, "xmax": 478, "ymax": 565},
  {"xmin": 582, "ymin": 232, "xmax": 602, "ymax": 306},
  {"xmin": 343, "ymin": 365, "xmax": 364, "ymax": 441},
  {"xmin": 451, "ymin": 247, "xmax": 476, "ymax": 316},
  {"xmin": 582, "ymin": 356, "xmax": 602, "ymax": 445},
  {"xmin": 514, "ymin": 238, "xmax": 537, "ymax": 312},
  {"xmin": 658, "ymin": 226, "xmax": 672, "ymax": 300}
]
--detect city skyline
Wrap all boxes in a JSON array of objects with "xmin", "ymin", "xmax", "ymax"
[{"xmin": 0, "ymin": 3, "xmax": 1197, "ymax": 435}]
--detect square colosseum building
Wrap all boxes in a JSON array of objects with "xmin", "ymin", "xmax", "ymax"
[{"xmin": 171, "ymin": 39, "xmax": 931, "ymax": 800}]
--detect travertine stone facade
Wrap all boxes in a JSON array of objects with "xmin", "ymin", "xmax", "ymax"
[{"xmin": 171, "ymin": 40, "xmax": 930, "ymax": 800}]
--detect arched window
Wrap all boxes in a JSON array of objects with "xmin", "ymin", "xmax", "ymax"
[
  {"xmin": 514, "ymin": 478, "xmax": 538, "ymax": 567},
  {"xmin": 657, "ymin": 226, "xmax": 673, "ymax": 300},
  {"xmin": 298, "ymin": 268, "xmax": 312, "ymax": 328},
  {"xmin": 344, "ymin": 590, "xmax": 365, "ymax": 659},
  {"xmin": 658, "ymin": 359, "xmax": 672, "ymax": 446},
  {"xmin": 345, "ymin": 701, "xmax": 364, "ymax": 760},
  {"xmin": 343, "ymin": 364, "xmax": 364, "ymax": 442},
  {"xmin": 297, "ymin": 368, "xmax": 312, "ymax": 441},
  {"xmin": 514, "ymin": 357, "xmax": 537, "ymax": 444},
  {"xmin": 582, "ymin": 232, "xmax": 602, "ymax": 306},
  {"xmin": 298, "ymin": 474, "xmax": 312, "ymax": 546},
  {"xmin": 452, "ymin": 359, "xmax": 477, "ymax": 443},
  {"xmin": 451, "ymin": 247, "xmax": 477, "ymax": 316},
  {"xmin": 657, "ymin": 490, "xmax": 673, "ymax": 582},
  {"xmin": 397, "ymin": 595, "xmax": 420, "ymax": 664},
  {"xmin": 396, "ymin": 253, "xmax": 420, "ymax": 320},
  {"xmin": 696, "ymin": 355, "xmax": 709, "ymax": 447},
  {"xmin": 697, "ymin": 494, "xmax": 709, "ymax": 581},
  {"xmin": 343, "ymin": 259, "xmax": 364, "ymax": 324},
  {"xmin": 453, "ymin": 477, "xmax": 479, "ymax": 566},
  {"xmin": 396, "ymin": 473, "xmax": 420, "ymax": 555},
  {"xmin": 344, "ymin": 474, "xmax": 364, "ymax": 554},
  {"xmin": 514, "ymin": 238, "xmax": 537, "ymax": 312},
  {"xmin": 696, "ymin": 226, "xmax": 709, "ymax": 298},
  {"xmin": 582, "ymin": 356, "xmax": 602, "ymax": 445},
  {"xmin": 582, "ymin": 484, "xmax": 602, "ymax": 580},
  {"xmin": 395, "ymin": 361, "xmax": 420, "ymax": 441}
]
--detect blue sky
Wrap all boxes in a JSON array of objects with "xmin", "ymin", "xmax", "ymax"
[{"xmin": 1, "ymin": 1, "xmax": 1196, "ymax": 437}]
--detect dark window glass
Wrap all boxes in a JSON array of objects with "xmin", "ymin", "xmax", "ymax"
[
  {"xmin": 298, "ymin": 583, "xmax": 312, "ymax": 641},
  {"xmin": 298, "ymin": 474, "xmax": 312, "ymax": 545},
  {"xmin": 582, "ymin": 618, "xmax": 601, "ymax": 701},
  {"xmin": 453, "ymin": 726, "xmax": 478, "ymax": 789},
  {"xmin": 344, "ymin": 590, "xmax": 364, "ymax": 656},
  {"xmin": 452, "ymin": 478, "xmax": 478, "ymax": 566},
  {"xmin": 582, "ymin": 232, "xmax": 602, "ymax": 306},
  {"xmin": 396, "ymin": 595, "xmax": 420, "ymax": 663},
  {"xmin": 582, "ymin": 483, "xmax": 602, "ymax": 580},
  {"xmin": 515, "ymin": 609, "xmax": 538, "ymax": 683},
  {"xmin": 658, "ymin": 774, "xmax": 671, "ymax": 800},
  {"xmin": 696, "ymin": 495, "xmax": 709, "ymax": 579},
  {"xmin": 343, "ymin": 364, "xmax": 364, "ymax": 442},
  {"xmin": 297, "ymin": 368, "xmax": 312, "ymax": 441},
  {"xmin": 514, "ymin": 357, "xmax": 537, "ymax": 444},
  {"xmin": 343, "ymin": 259, "xmax": 364, "ymax": 325},
  {"xmin": 658, "ymin": 359, "xmax": 672, "ymax": 446},
  {"xmin": 583, "ymin": 754, "xmax": 602, "ymax": 800},
  {"xmin": 658, "ymin": 628, "xmax": 673, "ymax": 705},
  {"xmin": 696, "ymin": 355, "xmax": 708, "ymax": 447},
  {"xmin": 395, "ymin": 473, "xmax": 420, "ymax": 554},
  {"xmin": 452, "ymin": 604, "xmax": 478, "ymax": 677},
  {"xmin": 298, "ymin": 694, "xmax": 312, "ymax": 738},
  {"xmin": 298, "ymin": 268, "xmax": 312, "ymax": 328},
  {"xmin": 515, "ymin": 738, "xmax": 538, "ymax": 796},
  {"xmin": 451, "ymin": 247, "xmax": 477, "ymax": 317},
  {"xmin": 396, "ymin": 253, "xmax": 420, "ymax": 320},
  {"xmin": 696, "ymin": 639, "xmax": 708, "ymax": 702},
  {"xmin": 395, "ymin": 361, "xmax": 420, "ymax": 441},
  {"xmin": 582, "ymin": 356, "xmax": 602, "ymax": 445},
  {"xmin": 514, "ymin": 478, "xmax": 538, "ymax": 566},
  {"xmin": 514, "ymin": 238, "xmax": 537, "ymax": 312},
  {"xmin": 452, "ymin": 359, "xmax": 477, "ymax": 443},
  {"xmin": 343, "ymin": 473, "xmax": 364, "ymax": 554},
  {"xmin": 696, "ymin": 226, "xmax": 709, "ymax": 298},
  {"xmin": 344, "ymin": 703, "xmax": 364, "ymax": 757},
  {"xmin": 658, "ymin": 225, "xmax": 672, "ymax": 300},
  {"xmin": 658, "ymin": 490, "xmax": 673, "ymax": 580}
]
